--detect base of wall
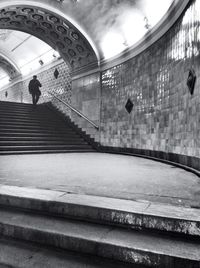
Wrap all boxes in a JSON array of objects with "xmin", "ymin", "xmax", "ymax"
[{"xmin": 101, "ymin": 146, "xmax": 200, "ymax": 177}]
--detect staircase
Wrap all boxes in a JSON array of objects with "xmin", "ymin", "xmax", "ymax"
[
  {"xmin": 0, "ymin": 185, "xmax": 199, "ymax": 268},
  {"xmin": 0, "ymin": 101, "xmax": 95, "ymax": 154}
]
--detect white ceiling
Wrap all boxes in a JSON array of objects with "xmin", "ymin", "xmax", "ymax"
[
  {"xmin": 0, "ymin": 0, "xmax": 174, "ymax": 85},
  {"xmin": 0, "ymin": 29, "xmax": 59, "ymax": 83}
]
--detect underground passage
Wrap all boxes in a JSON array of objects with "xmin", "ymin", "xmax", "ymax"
[{"xmin": 0, "ymin": 0, "xmax": 199, "ymax": 267}]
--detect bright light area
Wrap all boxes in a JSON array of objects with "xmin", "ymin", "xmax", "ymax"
[
  {"xmin": 121, "ymin": 10, "xmax": 146, "ymax": 46},
  {"xmin": 0, "ymin": 30, "xmax": 61, "ymax": 78},
  {"xmin": 0, "ymin": 75, "xmax": 10, "ymax": 89},
  {"xmin": 101, "ymin": 31, "xmax": 125, "ymax": 59},
  {"xmin": 141, "ymin": 0, "xmax": 174, "ymax": 26},
  {"xmin": 0, "ymin": 67, "xmax": 9, "ymax": 90},
  {"xmin": 20, "ymin": 49, "xmax": 60, "ymax": 77},
  {"xmin": 101, "ymin": 0, "xmax": 174, "ymax": 59}
]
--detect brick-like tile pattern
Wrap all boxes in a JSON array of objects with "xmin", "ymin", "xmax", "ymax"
[
  {"xmin": 71, "ymin": 72, "xmax": 101, "ymax": 141},
  {"xmin": 0, "ymin": 61, "xmax": 72, "ymax": 114},
  {"xmin": 101, "ymin": 0, "xmax": 200, "ymax": 158}
]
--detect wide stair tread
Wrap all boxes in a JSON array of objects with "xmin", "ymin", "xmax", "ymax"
[
  {"xmin": 0, "ymin": 186, "xmax": 199, "ymax": 267},
  {"xmin": 0, "ymin": 207, "xmax": 199, "ymax": 267}
]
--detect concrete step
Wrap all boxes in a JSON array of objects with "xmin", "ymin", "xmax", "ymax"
[
  {"xmin": 0, "ymin": 106, "xmax": 47, "ymax": 113},
  {"xmin": 0, "ymin": 237, "xmax": 136, "ymax": 268},
  {"xmin": 0, "ymin": 101, "xmax": 95, "ymax": 154},
  {"xmin": 0, "ymin": 100, "xmax": 32, "ymax": 105},
  {"xmin": 0, "ymin": 144, "xmax": 92, "ymax": 151},
  {"xmin": 0, "ymin": 109, "xmax": 55, "ymax": 117},
  {"xmin": 0, "ymin": 136, "xmax": 84, "ymax": 142},
  {"xmin": 0, "ymin": 116, "xmax": 64, "ymax": 124},
  {"xmin": 0, "ymin": 124, "xmax": 75, "ymax": 132},
  {"xmin": 0, "ymin": 121, "xmax": 71, "ymax": 128},
  {"xmin": 0, "ymin": 206, "xmax": 199, "ymax": 268},
  {"xmin": 0, "ymin": 140, "xmax": 87, "ymax": 146},
  {"xmin": 0, "ymin": 149, "xmax": 96, "ymax": 155},
  {"xmin": 0, "ymin": 101, "xmax": 33, "ymax": 108},
  {"xmin": 0, "ymin": 127, "xmax": 76, "ymax": 134},
  {"xmin": 0, "ymin": 132, "xmax": 81, "ymax": 138},
  {"xmin": 0, "ymin": 186, "xmax": 199, "ymax": 238},
  {"xmin": 0, "ymin": 101, "xmax": 45, "ymax": 108}
]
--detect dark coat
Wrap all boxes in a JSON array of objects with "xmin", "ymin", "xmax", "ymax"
[{"xmin": 29, "ymin": 79, "xmax": 42, "ymax": 94}]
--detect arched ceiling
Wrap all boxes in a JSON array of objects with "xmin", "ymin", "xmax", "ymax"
[
  {"xmin": 0, "ymin": 54, "xmax": 20, "ymax": 79},
  {"xmin": 0, "ymin": 4, "xmax": 98, "ymax": 72},
  {"xmin": 0, "ymin": 30, "xmax": 60, "ymax": 75},
  {"xmin": 0, "ymin": 51, "xmax": 20, "ymax": 79},
  {"xmin": 0, "ymin": 0, "xmax": 183, "ymax": 81}
]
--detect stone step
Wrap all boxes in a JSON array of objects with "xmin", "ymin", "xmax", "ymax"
[
  {"xmin": 0, "ymin": 121, "xmax": 71, "ymax": 129},
  {"xmin": 0, "ymin": 116, "xmax": 64, "ymax": 124},
  {"xmin": 0, "ymin": 236, "xmax": 135, "ymax": 268},
  {"xmin": 0, "ymin": 101, "xmax": 44, "ymax": 108},
  {"xmin": 0, "ymin": 106, "xmax": 47, "ymax": 113},
  {"xmin": 0, "ymin": 132, "xmax": 81, "ymax": 138},
  {"xmin": 0, "ymin": 149, "xmax": 95, "ymax": 155},
  {"xmin": 0, "ymin": 101, "xmax": 33, "ymax": 109},
  {"xmin": 0, "ymin": 124, "xmax": 75, "ymax": 132},
  {"xmin": 0, "ymin": 186, "xmax": 199, "ymax": 238},
  {"xmin": 0, "ymin": 144, "xmax": 92, "ymax": 151},
  {"xmin": 0, "ymin": 136, "xmax": 84, "ymax": 142},
  {"xmin": 0, "ymin": 140, "xmax": 87, "ymax": 146},
  {"xmin": 0, "ymin": 101, "xmax": 33, "ymax": 108},
  {"xmin": 0, "ymin": 206, "xmax": 199, "ymax": 268},
  {"xmin": 0, "ymin": 109, "xmax": 55, "ymax": 117},
  {"xmin": 0, "ymin": 101, "xmax": 94, "ymax": 154},
  {"xmin": 0, "ymin": 127, "xmax": 75, "ymax": 134}
]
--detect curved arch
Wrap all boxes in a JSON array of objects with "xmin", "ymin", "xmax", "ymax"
[
  {"xmin": 0, "ymin": 1, "xmax": 99, "ymax": 72},
  {"xmin": 0, "ymin": 52, "xmax": 21, "ymax": 79}
]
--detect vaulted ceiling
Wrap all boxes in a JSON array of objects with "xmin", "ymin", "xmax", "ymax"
[{"xmin": 0, "ymin": 0, "xmax": 175, "ymax": 84}]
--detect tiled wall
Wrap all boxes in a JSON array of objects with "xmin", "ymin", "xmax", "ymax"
[
  {"xmin": 1, "ymin": 0, "xmax": 200, "ymax": 168},
  {"xmin": 0, "ymin": 60, "xmax": 72, "ymax": 113},
  {"xmin": 101, "ymin": 0, "xmax": 200, "ymax": 160},
  {"xmin": 0, "ymin": 81, "xmax": 24, "ymax": 103},
  {"xmin": 71, "ymin": 72, "xmax": 101, "ymax": 141}
]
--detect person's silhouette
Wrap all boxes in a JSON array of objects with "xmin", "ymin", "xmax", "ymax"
[{"xmin": 28, "ymin": 75, "xmax": 42, "ymax": 105}]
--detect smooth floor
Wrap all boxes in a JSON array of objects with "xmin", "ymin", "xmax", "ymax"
[{"xmin": 0, "ymin": 152, "xmax": 199, "ymax": 208}]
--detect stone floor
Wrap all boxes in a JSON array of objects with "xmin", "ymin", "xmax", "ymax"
[{"xmin": 0, "ymin": 152, "xmax": 199, "ymax": 208}]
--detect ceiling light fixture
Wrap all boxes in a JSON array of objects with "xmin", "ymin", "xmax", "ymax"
[{"xmin": 144, "ymin": 16, "xmax": 151, "ymax": 30}]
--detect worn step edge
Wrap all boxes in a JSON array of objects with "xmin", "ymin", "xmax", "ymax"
[
  {"xmin": 0, "ymin": 185, "xmax": 199, "ymax": 237},
  {"xmin": 0, "ymin": 207, "xmax": 199, "ymax": 267}
]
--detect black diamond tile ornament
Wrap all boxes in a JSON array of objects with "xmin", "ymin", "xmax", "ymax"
[
  {"xmin": 54, "ymin": 68, "xmax": 59, "ymax": 79},
  {"xmin": 187, "ymin": 68, "xmax": 196, "ymax": 95},
  {"xmin": 125, "ymin": 98, "xmax": 133, "ymax": 113}
]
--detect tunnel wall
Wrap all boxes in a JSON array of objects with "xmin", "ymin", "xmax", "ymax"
[
  {"xmin": 0, "ymin": 60, "xmax": 72, "ymax": 112},
  {"xmin": 71, "ymin": 72, "xmax": 101, "ymax": 141},
  {"xmin": 100, "ymin": 0, "xmax": 200, "ymax": 170},
  {"xmin": 0, "ymin": 0, "xmax": 199, "ymax": 170}
]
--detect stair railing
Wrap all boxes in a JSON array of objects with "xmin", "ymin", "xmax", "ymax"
[{"xmin": 47, "ymin": 91, "xmax": 99, "ymax": 130}]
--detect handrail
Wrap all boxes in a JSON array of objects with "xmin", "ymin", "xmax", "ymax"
[{"xmin": 47, "ymin": 91, "xmax": 99, "ymax": 130}]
